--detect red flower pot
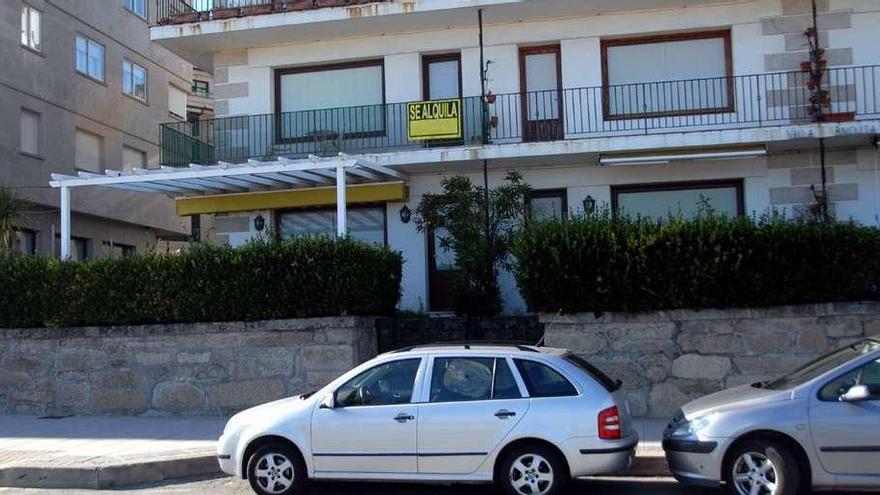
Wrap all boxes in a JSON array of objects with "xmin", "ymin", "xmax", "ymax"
[
  {"xmin": 241, "ymin": 4, "xmax": 275, "ymax": 16},
  {"xmin": 822, "ymin": 111, "xmax": 855, "ymax": 122},
  {"xmin": 212, "ymin": 7, "xmax": 240, "ymax": 19},
  {"xmin": 486, "ymin": 94, "xmax": 497, "ymax": 104},
  {"xmin": 170, "ymin": 11, "xmax": 200, "ymax": 23},
  {"xmin": 800, "ymin": 61, "xmax": 813, "ymax": 72},
  {"xmin": 489, "ymin": 116, "xmax": 499, "ymax": 128}
]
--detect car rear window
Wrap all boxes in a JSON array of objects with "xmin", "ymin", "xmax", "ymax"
[
  {"xmin": 564, "ymin": 355, "xmax": 620, "ymax": 392},
  {"xmin": 514, "ymin": 359, "xmax": 578, "ymax": 398}
]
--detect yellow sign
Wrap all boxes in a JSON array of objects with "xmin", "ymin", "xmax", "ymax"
[{"xmin": 407, "ymin": 99, "xmax": 462, "ymax": 140}]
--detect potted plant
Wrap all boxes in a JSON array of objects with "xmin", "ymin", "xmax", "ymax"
[
  {"xmin": 822, "ymin": 111, "xmax": 856, "ymax": 122},
  {"xmin": 281, "ymin": 0, "xmax": 314, "ymax": 10}
]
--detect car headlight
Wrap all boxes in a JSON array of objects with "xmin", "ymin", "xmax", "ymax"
[{"xmin": 669, "ymin": 414, "xmax": 714, "ymax": 438}]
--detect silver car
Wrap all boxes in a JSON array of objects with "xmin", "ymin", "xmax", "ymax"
[
  {"xmin": 218, "ymin": 344, "xmax": 637, "ymax": 495},
  {"xmin": 664, "ymin": 338, "xmax": 880, "ymax": 495}
]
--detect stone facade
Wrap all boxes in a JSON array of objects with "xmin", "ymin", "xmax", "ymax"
[
  {"xmin": 0, "ymin": 318, "xmax": 376, "ymax": 417},
  {"xmin": 542, "ymin": 302, "xmax": 880, "ymax": 418}
]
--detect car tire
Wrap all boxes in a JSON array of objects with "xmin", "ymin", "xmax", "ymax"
[
  {"xmin": 498, "ymin": 444, "xmax": 567, "ymax": 495},
  {"xmin": 246, "ymin": 442, "xmax": 307, "ymax": 495},
  {"xmin": 724, "ymin": 440, "xmax": 801, "ymax": 495}
]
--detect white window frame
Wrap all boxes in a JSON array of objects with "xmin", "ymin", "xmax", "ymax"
[
  {"xmin": 21, "ymin": 5, "xmax": 42, "ymax": 52},
  {"xmin": 123, "ymin": 59, "xmax": 148, "ymax": 102},
  {"xmin": 75, "ymin": 34, "xmax": 106, "ymax": 83},
  {"xmin": 124, "ymin": 0, "xmax": 147, "ymax": 19}
]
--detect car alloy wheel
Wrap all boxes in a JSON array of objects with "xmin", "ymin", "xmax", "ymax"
[
  {"xmin": 253, "ymin": 452, "xmax": 295, "ymax": 494},
  {"xmin": 732, "ymin": 451, "xmax": 778, "ymax": 495},
  {"xmin": 509, "ymin": 453, "xmax": 555, "ymax": 495}
]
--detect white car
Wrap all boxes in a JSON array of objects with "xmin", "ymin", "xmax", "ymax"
[{"xmin": 218, "ymin": 344, "xmax": 638, "ymax": 495}]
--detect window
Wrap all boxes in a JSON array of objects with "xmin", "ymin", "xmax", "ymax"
[
  {"xmin": 13, "ymin": 230, "xmax": 37, "ymax": 256},
  {"xmin": 104, "ymin": 241, "xmax": 136, "ymax": 257},
  {"xmin": 527, "ymin": 190, "xmax": 567, "ymax": 222},
  {"xmin": 20, "ymin": 108, "xmax": 40, "ymax": 156},
  {"xmin": 602, "ymin": 30, "xmax": 732, "ymax": 118},
  {"xmin": 124, "ymin": 0, "xmax": 146, "ymax": 18},
  {"xmin": 334, "ymin": 359, "xmax": 420, "ymax": 408},
  {"xmin": 275, "ymin": 60, "xmax": 385, "ymax": 141},
  {"xmin": 611, "ymin": 180, "xmax": 744, "ymax": 220},
  {"xmin": 192, "ymin": 80, "xmax": 210, "ymax": 97},
  {"xmin": 75, "ymin": 129, "xmax": 103, "ymax": 172},
  {"xmin": 766, "ymin": 340, "xmax": 879, "ymax": 391},
  {"xmin": 122, "ymin": 145, "xmax": 147, "ymax": 171},
  {"xmin": 20, "ymin": 5, "xmax": 41, "ymax": 52},
  {"xmin": 56, "ymin": 235, "xmax": 90, "ymax": 261},
  {"xmin": 277, "ymin": 206, "xmax": 386, "ymax": 246},
  {"xmin": 819, "ymin": 359, "xmax": 880, "ymax": 401},
  {"xmin": 76, "ymin": 35, "xmax": 105, "ymax": 82},
  {"xmin": 429, "ymin": 357, "xmax": 522, "ymax": 403},
  {"xmin": 123, "ymin": 59, "xmax": 148, "ymax": 102},
  {"xmin": 168, "ymin": 84, "xmax": 187, "ymax": 119},
  {"xmin": 514, "ymin": 360, "xmax": 578, "ymax": 398}
]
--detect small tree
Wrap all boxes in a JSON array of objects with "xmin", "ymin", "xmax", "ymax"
[
  {"xmin": 416, "ymin": 171, "xmax": 531, "ymax": 316},
  {"xmin": 0, "ymin": 186, "xmax": 27, "ymax": 253}
]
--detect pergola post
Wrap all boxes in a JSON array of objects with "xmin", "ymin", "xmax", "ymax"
[
  {"xmin": 336, "ymin": 162, "xmax": 347, "ymax": 237},
  {"xmin": 60, "ymin": 186, "xmax": 71, "ymax": 260}
]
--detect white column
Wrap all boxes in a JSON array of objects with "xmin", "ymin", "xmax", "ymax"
[
  {"xmin": 336, "ymin": 162, "xmax": 347, "ymax": 237},
  {"xmin": 60, "ymin": 186, "xmax": 71, "ymax": 260}
]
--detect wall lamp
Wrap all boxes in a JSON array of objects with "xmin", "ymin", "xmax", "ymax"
[
  {"xmin": 254, "ymin": 214, "xmax": 266, "ymax": 232},
  {"xmin": 399, "ymin": 205, "xmax": 412, "ymax": 224},
  {"xmin": 582, "ymin": 195, "xmax": 596, "ymax": 215}
]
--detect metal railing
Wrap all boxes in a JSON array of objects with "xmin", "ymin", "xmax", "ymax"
[
  {"xmin": 155, "ymin": 0, "xmax": 384, "ymax": 25},
  {"xmin": 159, "ymin": 65, "xmax": 880, "ymax": 167}
]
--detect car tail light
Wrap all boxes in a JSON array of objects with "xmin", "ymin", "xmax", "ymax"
[{"xmin": 598, "ymin": 406, "xmax": 621, "ymax": 440}]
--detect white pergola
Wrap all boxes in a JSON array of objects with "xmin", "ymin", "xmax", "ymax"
[{"xmin": 49, "ymin": 153, "xmax": 408, "ymax": 259}]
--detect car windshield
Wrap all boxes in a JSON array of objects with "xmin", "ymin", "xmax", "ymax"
[{"xmin": 764, "ymin": 340, "xmax": 880, "ymax": 390}]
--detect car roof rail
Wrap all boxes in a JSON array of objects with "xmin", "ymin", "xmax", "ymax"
[{"xmin": 391, "ymin": 341, "xmax": 541, "ymax": 354}]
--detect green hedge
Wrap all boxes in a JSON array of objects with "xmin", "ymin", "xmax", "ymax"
[
  {"xmin": 0, "ymin": 237, "xmax": 402, "ymax": 328},
  {"xmin": 512, "ymin": 212, "xmax": 880, "ymax": 313}
]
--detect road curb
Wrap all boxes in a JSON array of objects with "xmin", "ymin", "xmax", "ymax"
[
  {"xmin": 0, "ymin": 455, "xmax": 221, "ymax": 489},
  {"xmin": 0, "ymin": 453, "xmax": 668, "ymax": 489}
]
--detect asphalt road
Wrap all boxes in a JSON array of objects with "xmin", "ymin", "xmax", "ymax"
[{"xmin": 0, "ymin": 476, "xmax": 718, "ymax": 495}]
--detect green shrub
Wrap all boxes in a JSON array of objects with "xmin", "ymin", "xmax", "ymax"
[
  {"xmin": 0, "ymin": 237, "xmax": 402, "ymax": 328},
  {"xmin": 512, "ymin": 211, "xmax": 880, "ymax": 313}
]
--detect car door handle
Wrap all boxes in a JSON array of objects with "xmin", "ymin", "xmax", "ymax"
[
  {"xmin": 394, "ymin": 413, "xmax": 415, "ymax": 423},
  {"xmin": 495, "ymin": 409, "xmax": 516, "ymax": 418}
]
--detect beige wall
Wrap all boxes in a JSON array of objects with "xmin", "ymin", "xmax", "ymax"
[{"xmin": 0, "ymin": 0, "xmax": 193, "ymax": 256}]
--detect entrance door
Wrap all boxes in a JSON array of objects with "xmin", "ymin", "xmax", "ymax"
[
  {"xmin": 423, "ymin": 53, "xmax": 463, "ymax": 147},
  {"xmin": 427, "ymin": 228, "xmax": 456, "ymax": 312},
  {"xmin": 520, "ymin": 45, "xmax": 563, "ymax": 142}
]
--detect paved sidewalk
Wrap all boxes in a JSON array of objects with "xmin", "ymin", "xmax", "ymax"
[
  {"xmin": 0, "ymin": 416, "xmax": 225, "ymax": 489},
  {"xmin": 0, "ymin": 415, "xmax": 667, "ymax": 490}
]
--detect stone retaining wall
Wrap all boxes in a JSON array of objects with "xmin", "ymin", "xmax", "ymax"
[
  {"xmin": 542, "ymin": 302, "xmax": 880, "ymax": 418},
  {"xmin": 0, "ymin": 318, "xmax": 376, "ymax": 417}
]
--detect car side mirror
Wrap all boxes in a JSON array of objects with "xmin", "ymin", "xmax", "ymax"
[
  {"xmin": 840, "ymin": 384, "xmax": 880, "ymax": 403},
  {"xmin": 319, "ymin": 394, "xmax": 335, "ymax": 409}
]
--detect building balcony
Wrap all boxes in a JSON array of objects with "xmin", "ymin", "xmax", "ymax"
[
  {"xmin": 155, "ymin": 0, "xmax": 387, "ymax": 26},
  {"xmin": 160, "ymin": 66, "xmax": 880, "ymax": 167}
]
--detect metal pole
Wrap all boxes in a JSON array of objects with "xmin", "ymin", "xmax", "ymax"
[
  {"xmin": 336, "ymin": 162, "xmax": 347, "ymax": 237},
  {"xmin": 478, "ymin": 9, "xmax": 491, "ymax": 238},
  {"xmin": 60, "ymin": 186, "xmax": 71, "ymax": 260}
]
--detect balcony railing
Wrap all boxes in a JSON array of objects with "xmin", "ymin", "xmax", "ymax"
[
  {"xmin": 159, "ymin": 65, "xmax": 880, "ymax": 167},
  {"xmin": 155, "ymin": 0, "xmax": 383, "ymax": 25}
]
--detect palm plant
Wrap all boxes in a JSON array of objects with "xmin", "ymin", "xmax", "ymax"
[{"xmin": 0, "ymin": 185, "xmax": 27, "ymax": 252}]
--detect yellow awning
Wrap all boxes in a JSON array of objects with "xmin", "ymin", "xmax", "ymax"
[{"xmin": 176, "ymin": 181, "xmax": 408, "ymax": 216}]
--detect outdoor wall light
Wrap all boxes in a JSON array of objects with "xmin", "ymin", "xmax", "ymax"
[
  {"xmin": 399, "ymin": 205, "xmax": 412, "ymax": 224},
  {"xmin": 583, "ymin": 195, "xmax": 596, "ymax": 215},
  {"xmin": 254, "ymin": 214, "xmax": 266, "ymax": 232}
]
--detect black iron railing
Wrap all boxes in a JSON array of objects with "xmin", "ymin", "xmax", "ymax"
[
  {"xmin": 159, "ymin": 65, "xmax": 880, "ymax": 167},
  {"xmin": 154, "ymin": 0, "xmax": 384, "ymax": 25}
]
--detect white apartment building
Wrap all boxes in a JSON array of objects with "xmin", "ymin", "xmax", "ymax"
[{"xmin": 58, "ymin": 0, "xmax": 880, "ymax": 312}]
